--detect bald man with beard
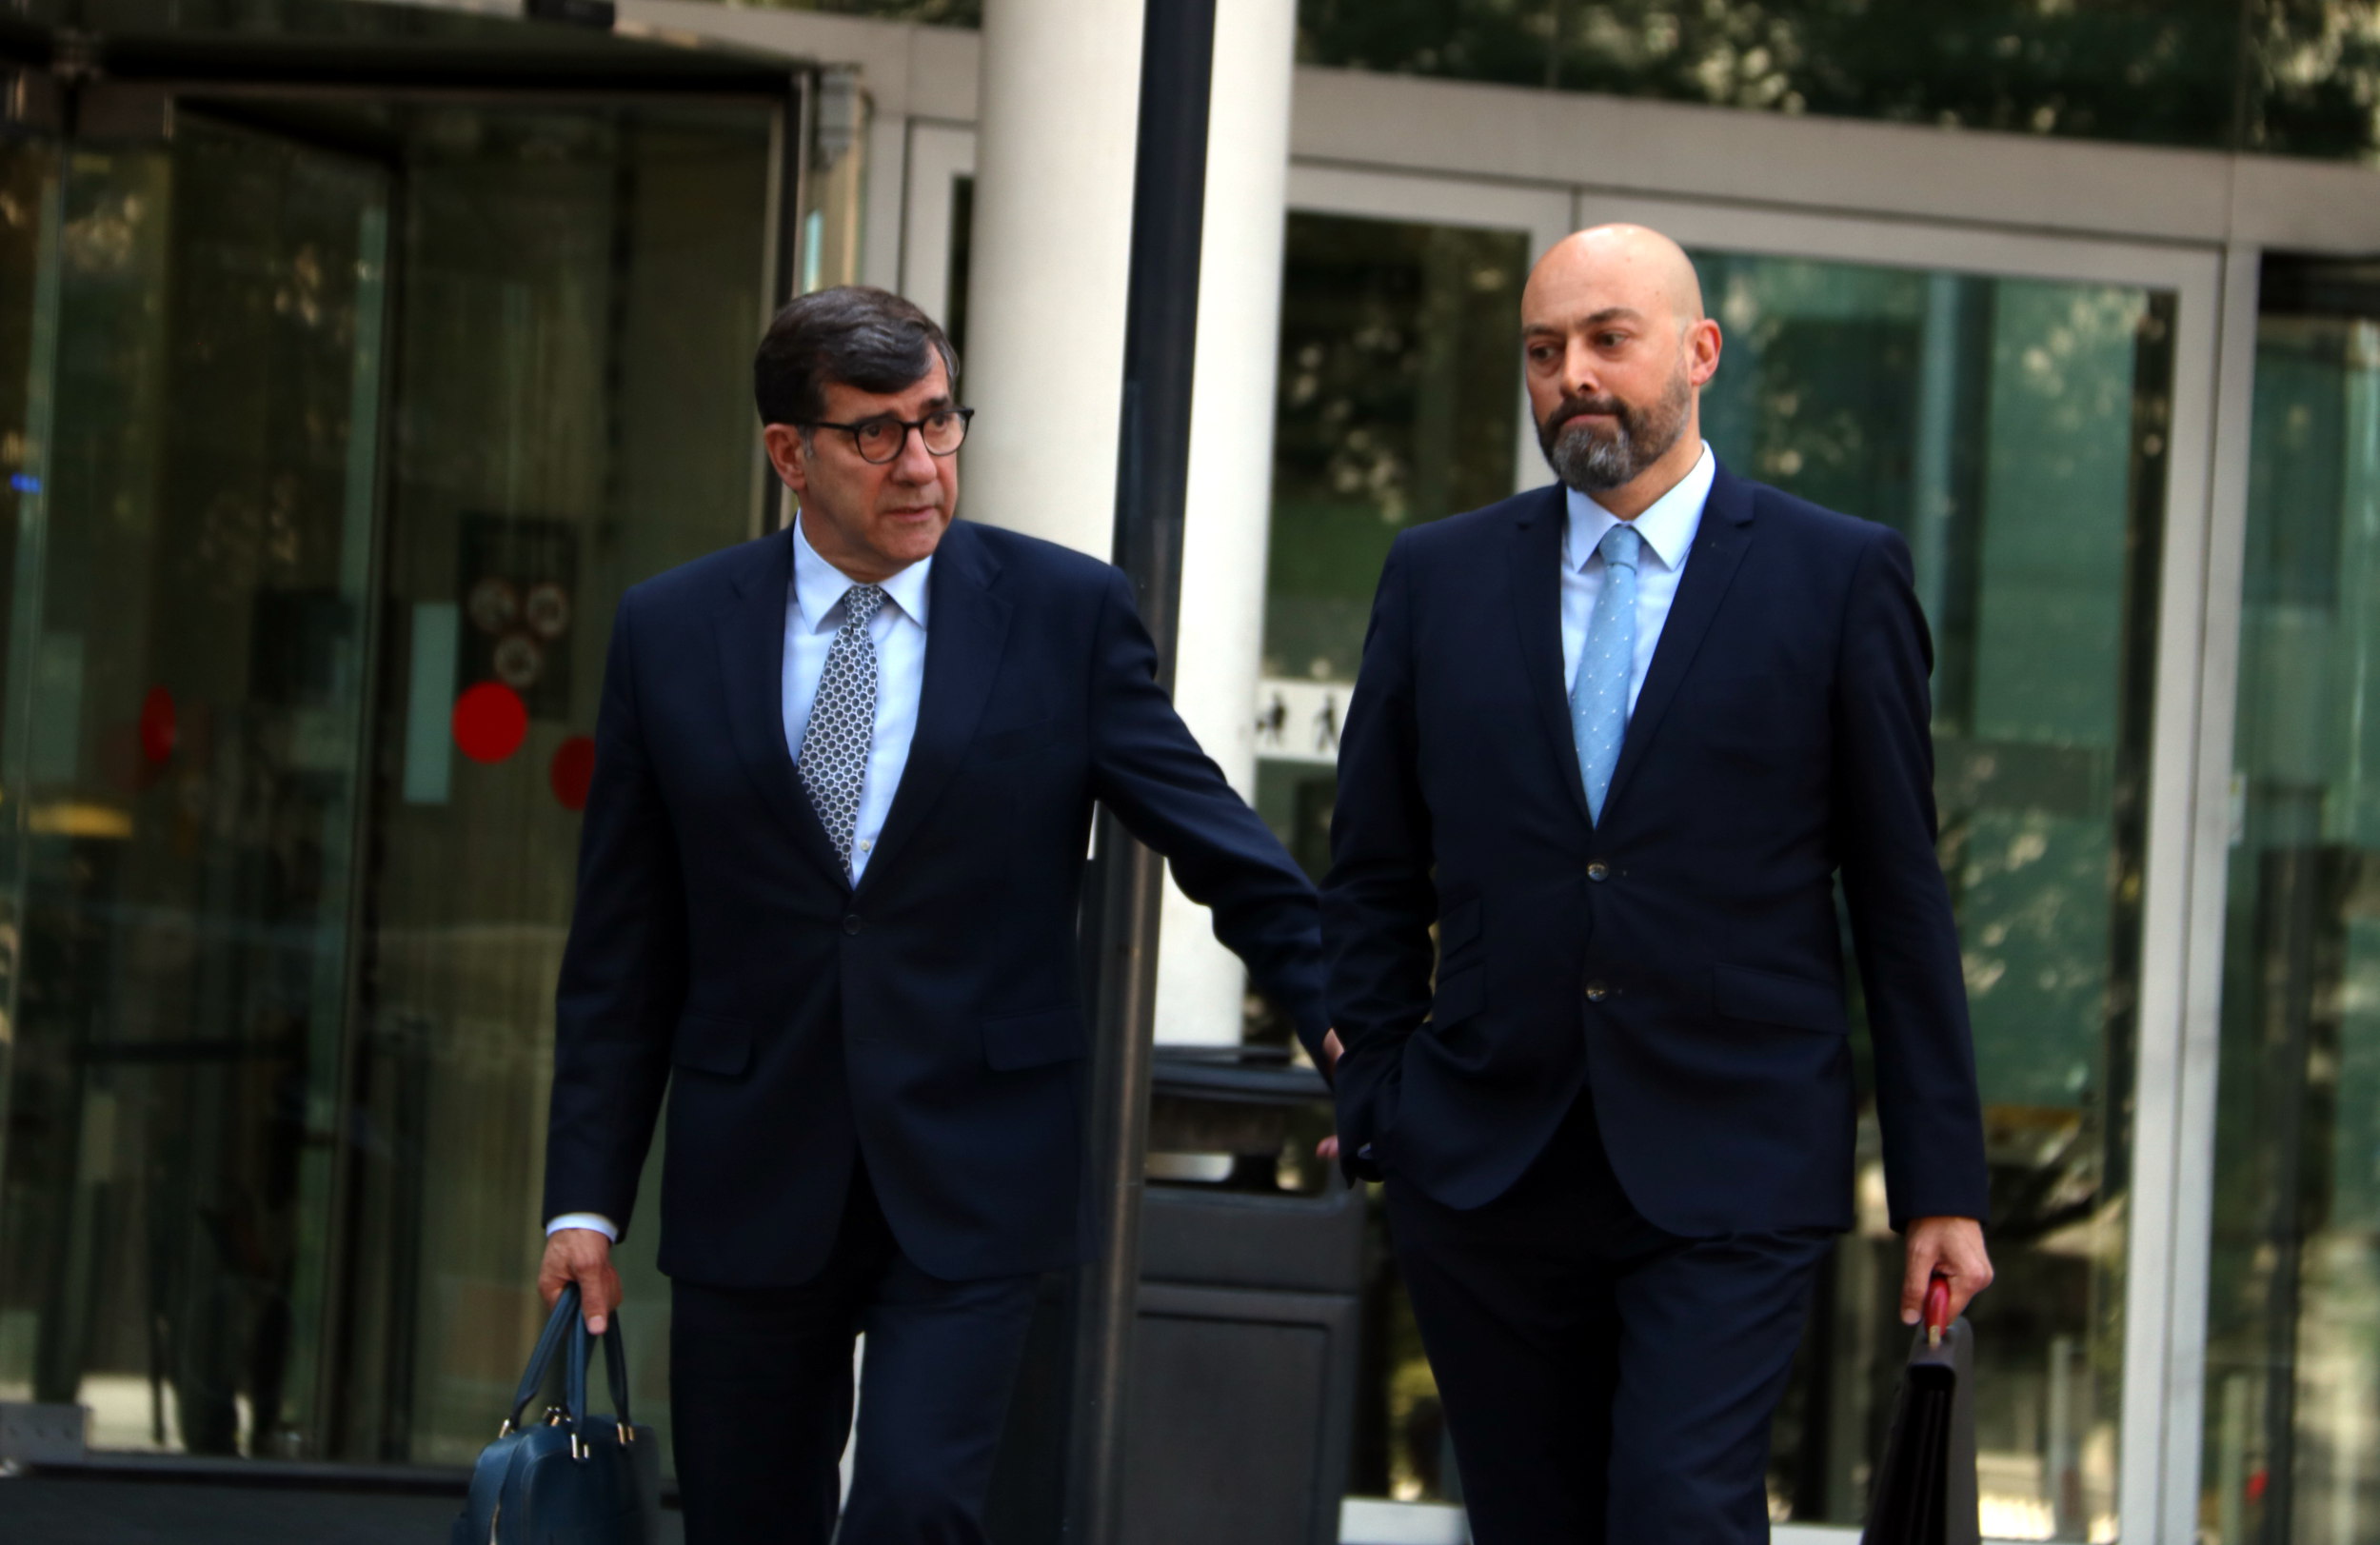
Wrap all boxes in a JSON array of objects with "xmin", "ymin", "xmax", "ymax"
[{"xmin": 1322, "ymin": 226, "xmax": 1995, "ymax": 1542}]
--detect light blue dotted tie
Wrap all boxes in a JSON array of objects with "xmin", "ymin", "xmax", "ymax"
[{"xmin": 1570, "ymin": 524, "xmax": 1641, "ymax": 823}]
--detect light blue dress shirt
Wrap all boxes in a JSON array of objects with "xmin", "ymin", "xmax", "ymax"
[
  {"xmin": 1560, "ymin": 443, "xmax": 1716, "ymax": 715},
  {"xmin": 547, "ymin": 513, "xmax": 933, "ymax": 1244}
]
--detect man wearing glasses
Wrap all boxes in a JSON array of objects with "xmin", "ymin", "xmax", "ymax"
[{"xmin": 537, "ymin": 287, "xmax": 1330, "ymax": 1545}]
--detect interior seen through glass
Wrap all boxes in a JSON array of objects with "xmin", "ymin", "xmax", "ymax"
[
  {"xmin": 0, "ymin": 95, "xmax": 776, "ymax": 1468},
  {"xmin": 2204, "ymin": 257, "xmax": 2380, "ymax": 1545}
]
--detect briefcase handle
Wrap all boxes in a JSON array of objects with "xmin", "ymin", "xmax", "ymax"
[
  {"xmin": 498, "ymin": 1284, "xmax": 636, "ymax": 1452},
  {"xmin": 1924, "ymin": 1273, "xmax": 1953, "ymax": 1348}
]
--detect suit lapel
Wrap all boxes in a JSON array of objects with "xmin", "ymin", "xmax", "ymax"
[
  {"xmin": 1506, "ymin": 485, "xmax": 1594, "ymax": 830},
  {"xmin": 714, "ymin": 527, "xmax": 848, "ymax": 888},
  {"xmin": 1603, "ymin": 463, "xmax": 1757, "ymax": 817},
  {"xmin": 856, "ymin": 521, "xmax": 1012, "ymax": 893}
]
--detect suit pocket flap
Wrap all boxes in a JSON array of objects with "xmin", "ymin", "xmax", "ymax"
[
  {"xmin": 1712, "ymin": 965, "xmax": 1845, "ymax": 1035},
  {"xmin": 1430, "ymin": 962, "xmax": 1486, "ymax": 1029},
  {"xmin": 983, "ymin": 1007, "xmax": 1085, "ymax": 1071},
  {"xmin": 672, "ymin": 1014, "xmax": 754, "ymax": 1077}
]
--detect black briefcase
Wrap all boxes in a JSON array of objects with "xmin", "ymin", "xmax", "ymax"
[
  {"xmin": 1861, "ymin": 1278, "xmax": 1979, "ymax": 1545},
  {"xmin": 450, "ymin": 1284, "xmax": 663, "ymax": 1545}
]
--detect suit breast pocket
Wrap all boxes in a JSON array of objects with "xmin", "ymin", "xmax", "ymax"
[
  {"xmin": 974, "ymin": 718, "xmax": 1060, "ymax": 763},
  {"xmin": 1681, "ymin": 671, "xmax": 1825, "ymax": 758}
]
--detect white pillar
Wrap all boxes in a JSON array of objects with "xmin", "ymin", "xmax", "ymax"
[
  {"xmin": 962, "ymin": 0, "xmax": 1144, "ymax": 555},
  {"xmin": 1153, "ymin": 0, "xmax": 1299, "ymax": 1048},
  {"xmin": 970, "ymin": 0, "xmax": 1299, "ymax": 1050}
]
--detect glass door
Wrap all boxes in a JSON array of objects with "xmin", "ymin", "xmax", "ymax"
[
  {"xmin": 1563, "ymin": 194, "xmax": 2221, "ymax": 1542},
  {"xmin": 0, "ymin": 112, "xmax": 390, "ymax": 1456},
  {"xmin": 332, "ymin": 96, "xmax": 775, "ymax": 1469},
  {"xmin": 0, "ymin": 129, "xmax": 64, "ymax": 1404},
  {"xmin": 2201, "ymin": 256, "xmax": 2380, "ymax": 1545},
  {"xmin": 0, "ymin": 89, "xmax": 784, "ymax": 1468}
]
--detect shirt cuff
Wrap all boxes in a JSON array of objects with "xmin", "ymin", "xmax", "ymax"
[{"xmin": 545, "ymin": 1213, "xmax": 618, "ymax": 1241}]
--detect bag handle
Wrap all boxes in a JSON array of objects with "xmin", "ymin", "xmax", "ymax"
[
  {"xmin": 1924, "ymin": 1272, "xmax": 1954, "ymax": 1348},
  {"xmin": 500, "ymin": 1283, "xmax": 582, "ymax": 1436},
  {"xmin": 565, "ymin": 1298, "xmax": 638, "ymax": 1456}
]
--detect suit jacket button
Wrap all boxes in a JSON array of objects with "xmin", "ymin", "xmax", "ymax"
[
  {"xmin": 843, "ymin": 913, "xmax": 863, "ymax": 936},
  {"xmin": 1587, "ymin": 862, "xmax": 1610, "ymax": 882},
  {"xmin": 1584, "ymin": 980, "xmax": 1609, "ymax": 1002}
]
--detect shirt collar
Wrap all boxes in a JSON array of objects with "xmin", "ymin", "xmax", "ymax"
[
  {"xmin": 791, "ymin": 512, "xmax": 933, "ymax": 632},
  {"xmin": 1563, "ymin": 441, "xmax": 1716, "ymax": 573}
]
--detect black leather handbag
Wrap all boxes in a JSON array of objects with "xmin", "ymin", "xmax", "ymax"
[{"xmin": 450, "ymin": 1284, "xmax": 663, "ymax": 1545}]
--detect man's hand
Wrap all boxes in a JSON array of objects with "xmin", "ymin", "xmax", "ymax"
[
  {"xmin": 1901, "ymin": 1216, "xmax": 1993, "ymax": 1326},
  {"xmin": 540, "ymin": 1228, "xmax": 624, "ymax": 1335},
  {"xmin": 1317, "ymin": 1031, "xmax": 1344, "ymax": 1160}
]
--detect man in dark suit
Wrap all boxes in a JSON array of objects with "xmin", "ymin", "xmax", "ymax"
[
  {"xmin": 1325, "ymin": 225, "xmax": 1994, "ymax": 1542},
  {"xmin": 537, "ymin": 287, "xmax": 1328, "ymax": 1545}
]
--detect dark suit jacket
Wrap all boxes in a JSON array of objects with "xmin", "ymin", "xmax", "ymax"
[
  {"xmin": 1325, "ymin": 465, "xmax": 1990, "ymax": 1237},
  {"xmin": 544, "ymin": 517, "xmax": 1327, "ymax": 1285}
]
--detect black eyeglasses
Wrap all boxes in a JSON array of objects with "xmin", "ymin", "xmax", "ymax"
[{"xmin": 806, "ymin": 407, "xmax": 974, "ymax": 465}]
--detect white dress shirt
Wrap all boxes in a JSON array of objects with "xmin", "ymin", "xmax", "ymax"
[
  {"xmin": 547, "ymin": 513, "xmax": 934, "ymax": 1243},
  {"xmin": 1560, "ymin": 443, "xmax": 1716, "ymax": 714}
]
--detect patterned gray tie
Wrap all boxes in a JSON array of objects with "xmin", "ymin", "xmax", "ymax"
[{"xmin": 798, "ymin": 584, "xmax": 886, "ymax": 877}]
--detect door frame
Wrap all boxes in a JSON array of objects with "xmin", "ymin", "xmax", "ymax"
[{"xmin": 901, "ymin": 119, "xmax": 975, "ymax": 332}]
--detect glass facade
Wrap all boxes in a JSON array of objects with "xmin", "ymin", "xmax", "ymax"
[
  {"xmin": 0, "ymin": 92, "xmax": 780, "ymax": 1466},
  {"xmin": 713, "ymin": 0, "xmax": 2380, "ymax": 164},
  {"xmin": 2202, "ymin": 257, "xmax": 2380, "ymax": 1545},
  {"xmin": 1297, "ymin": 0, "xmax": 2380, "ymax": 162}
]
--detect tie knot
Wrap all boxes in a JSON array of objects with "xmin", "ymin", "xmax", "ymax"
[
  {"xmin": 840, "ymin": 584, "xmax": 886, "ymax": 629},
  {"xmin": 1598, "ymin": 524, "xmax": 1643, "ymax": 573}
]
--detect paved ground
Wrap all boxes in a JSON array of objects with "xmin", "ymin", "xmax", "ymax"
[{"xmin": 0, "ymin": 1476, "xmax": 688, "ymax": 1543}]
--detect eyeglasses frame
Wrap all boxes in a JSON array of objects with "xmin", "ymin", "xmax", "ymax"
[{"xmin": 803, "ymin": 406, "xmax": 976, "ymax": 465}]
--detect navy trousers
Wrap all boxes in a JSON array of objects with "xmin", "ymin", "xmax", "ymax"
[
  {"xmin": 1386, "ymin": 1094, "xmax": 1835, "ymax": 1544},
  {"xmin": 668, "ymin": 1161, "xmax": 1038, "ymax": 1545}
]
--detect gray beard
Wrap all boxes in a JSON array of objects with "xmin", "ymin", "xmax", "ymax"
[
  {"xmin": 1547, "ymin": 424, "xmax": 1646, "ymax": 491},
  {"xmin": 1539, "ymin": 369, "xmax": 1693, "ymax": 493}
]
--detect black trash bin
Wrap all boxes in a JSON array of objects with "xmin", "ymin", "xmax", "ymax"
[
  {"xmin": 1121, "ymin": 1045, "xmax": 1365, "ymax": 1545},
  {"xmin": 983, "ymin": 1045, "xmax": 1364, "ymax": 1545}
]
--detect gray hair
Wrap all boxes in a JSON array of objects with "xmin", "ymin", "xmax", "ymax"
[{"xmin": 753, "ymin": 286, "xmax": 961, "ymax": 428}]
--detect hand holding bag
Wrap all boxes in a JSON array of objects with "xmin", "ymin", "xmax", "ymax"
[
  {"xmin": 450, "ymin": 1284, "xmax": 663, "ymax": 1545},
  {"xmin": 1860, "ymin": 1275, "xmax": 1980, "ymax": 1545}
]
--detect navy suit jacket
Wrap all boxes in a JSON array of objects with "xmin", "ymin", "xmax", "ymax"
[
  {"xmin": 1325, "ymin": 466, "xmax": 1990, "ymax": 1237},
  {"xmin": 544, "ymin": 517, "xmax": 1328, "ymax": 1285}
]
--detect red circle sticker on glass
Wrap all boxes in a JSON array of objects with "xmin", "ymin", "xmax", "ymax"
[
  {"xmin": 139, "ymin": 687, "xmax": 177, "ymax": 765},
  {"xmin": 452, "ymin": 682, "xmax": 528, "ymax": 764},
  {"xmin": 550, "ymin": 735, "xmax": 596, "ymax": 811}
]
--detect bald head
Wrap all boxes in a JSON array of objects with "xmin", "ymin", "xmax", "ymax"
[
  {"xmin": 1525, "ymin": 224, "xmax": 1707, "ymax": 332},
  {"xmin": 1519, "ymin": 224, "xmax": 1720, "ymax": 515}
]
